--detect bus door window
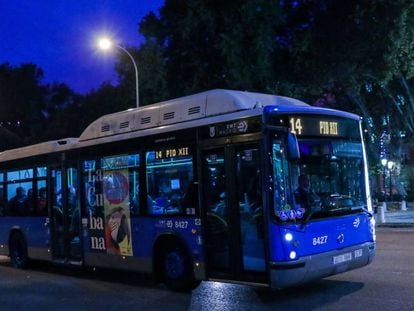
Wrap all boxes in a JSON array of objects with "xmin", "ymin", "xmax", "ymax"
[
  {"xmin": 51, "ymin": 168, "xmax": 64, "ymax": 257},
  {"xmin": 203, "ymin": 150, "xmax": 229, "ymax": 271},
  {"xmin": 0, "ymin": 172, "xmax": 4, "ymax": 216},
  {"xmin": 204, "ymin": 153, "xmax": 226, "ymax": 217},
  {"xmin": 51, "ymin": 167, "xmax": 81, "ymax": 260},
  {"xmin": 236, "ymin": 146, "xmax": 265, "ymax": 272},
  {"xmin": 67, "ymin": 167, "xmax": 80, "ymax": 259}
]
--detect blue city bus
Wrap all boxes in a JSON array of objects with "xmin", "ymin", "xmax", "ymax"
[{"xmin": 0, "ymin": 89, "xmax": 375, "ymax": 291}]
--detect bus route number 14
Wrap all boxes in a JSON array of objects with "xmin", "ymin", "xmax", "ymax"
[{"xmin": 289, "ymin": 117, "xmax": 303, "ymax": 135}]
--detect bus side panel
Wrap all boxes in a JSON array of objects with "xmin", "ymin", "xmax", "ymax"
[
  {"xmin": 0, "ymin": 217, "xmax": 50, "ymax": 260},
  {"xmin": 0, "ymin": 220, "xmax": 12, "ymax": 256},
  {"xmin": 82, "ymin": 217, "xmax": 205, "ymax": 277}
]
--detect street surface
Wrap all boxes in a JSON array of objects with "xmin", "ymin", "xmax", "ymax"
[{"xmin": 0, "ymin": 227, "xmax": 413, "ymax": 311}]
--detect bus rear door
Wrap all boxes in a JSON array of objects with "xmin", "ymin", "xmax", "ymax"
[{"xmin": 201, "ymin": 142, "xmax": 267, "ymax": 283}]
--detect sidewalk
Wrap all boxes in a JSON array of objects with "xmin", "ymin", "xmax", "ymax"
[{"xmin": 375, "ymin": 201, "xmax": 414, "ymax": 227}]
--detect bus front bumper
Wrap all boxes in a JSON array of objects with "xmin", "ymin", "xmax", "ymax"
[{"xmin": 269, "ymin": 241, "xmax": 376, "ymax": 289}]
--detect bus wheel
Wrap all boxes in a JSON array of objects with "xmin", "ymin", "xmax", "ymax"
[
  {"xmin": 160, "ymin": 244, "xmax": 200, "ymax": 292},
  {"xmin": 9, "ymin": 232, "xmax": 29, "ymax": 269}
]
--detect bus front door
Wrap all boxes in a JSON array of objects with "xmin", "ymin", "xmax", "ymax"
[
  {"xmin": 201, "ymin": 144, "xmax": 266, "ymax": 282},
  {"xmin": 50, "ymin": 166, "xmax": 81, "ymax": 263}
]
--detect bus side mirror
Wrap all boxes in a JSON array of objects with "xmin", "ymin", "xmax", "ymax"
[{"xmin": 287, "ymin": 132, "xmax": 300, "ymax": 160}]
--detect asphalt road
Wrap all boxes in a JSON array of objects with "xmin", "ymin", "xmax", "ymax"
[{"xmin": 0, "ymin": 227, "xmax": 412, "ymax": 311}]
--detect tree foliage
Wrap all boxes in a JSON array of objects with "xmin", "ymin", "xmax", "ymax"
[
  {"xmin": 0, "ymin": 63, "xmax": 46, "ymax": 142},
  {"xmin": 138, "ymin": 0, "xmax": 284, "ymax": 97},
  {"xmin": 3, "ymin": 0, "xmax": 414, "ymax": 188},
  {"xmin": 281, "ymin": 1, "xmax": 414, "ymax": 162}
]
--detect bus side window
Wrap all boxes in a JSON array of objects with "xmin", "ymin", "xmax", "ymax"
[
  {"xmin": 7, "ymin": 184, "xmax": 32, "ymax": 217},
  {"xmin": 0, "ymin": 187, "xmax": 4, "ymax": 216},
  {"xmin": 36, "ymin": 187, "xmax": 48, "ymax": 216},
  {"xmin": 146, "ymin": 149, "xmax": 194, "ymax": 215}
]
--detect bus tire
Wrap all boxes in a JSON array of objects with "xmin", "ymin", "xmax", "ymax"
[
  {"xmin": 159, "ymin": 243, "xmax": 200, "ymax": 292},
  {"xmin": 9, "ymin": 232, "xmax": 29, "ymax": 269}
]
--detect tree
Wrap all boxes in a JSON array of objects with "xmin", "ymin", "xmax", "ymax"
[
  {"xmin": 114, "ymin": 40, "xmax": 168, "ymax": 106},
  {"xmin": 283, "ymin": 1, "xmax": 414, "ymax": 160},
  {"xmin": 138, "ymin": 0, "xmax": 285, "ymax": 98},
  {"xmin": 0, "ymin": 63, "xmax": 47, "ymax": 147}
]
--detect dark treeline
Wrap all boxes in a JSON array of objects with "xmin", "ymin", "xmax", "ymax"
[{"xmin": 1, "ymin": 0, "xmax": 414, "ymax": 190}]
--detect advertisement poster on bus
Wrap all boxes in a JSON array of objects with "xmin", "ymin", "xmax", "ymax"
[{"xmin": 103, "ymin": 165, "xmax": 133, "ymax": 256}]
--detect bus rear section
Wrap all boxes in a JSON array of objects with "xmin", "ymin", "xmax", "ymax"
[{"xmin": 265, "ymin": 112, "xmax": 376, "ymax": 289}]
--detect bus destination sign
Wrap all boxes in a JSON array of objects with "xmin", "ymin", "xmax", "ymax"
[
  {"xmin": 155, "ymin": 146, "xmax": 191, "ymax": 160},
  {"xmin": 277, "ymin": 115, "xmax": 360, "ymax": 138}
]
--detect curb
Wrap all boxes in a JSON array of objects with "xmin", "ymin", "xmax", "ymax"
[{"xmin": 376, "ymin": 223, "xmax": 414, "ymax": 228}]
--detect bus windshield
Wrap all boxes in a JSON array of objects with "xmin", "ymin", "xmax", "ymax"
[{"xmin": 273, "ymin": 139, "xmax": 368, "ymax": 222}]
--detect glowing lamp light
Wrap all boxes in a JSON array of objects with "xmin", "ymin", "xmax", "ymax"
[
  {"xmin": 96, "ymin": 35, "xmax": 140, "ymax": 108},
  {"xmin": 98, "ymin": 37, "xmax": 112, "ymax": 50},
  {"xmin": 289, "ymin": 251, "xmax": 297, "ymax": 260}
]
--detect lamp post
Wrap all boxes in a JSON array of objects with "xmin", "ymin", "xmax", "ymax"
[
  {"xmin": 98, "ymin": 37, "xmax": 140, "ymax": 108},
  {"xmin": 387, "ymin": 161, "xmax": 394, "ymax": 202},
  {"xmin": 381, "ymin": 158, "xmax": 387, "ymax": 201}
]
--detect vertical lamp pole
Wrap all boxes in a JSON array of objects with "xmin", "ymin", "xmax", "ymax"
[
  {"xmin": 381, "ymin": 158, "xmax": 387, "ymax": 202},
  {"xmin": 388, "ymin": 161, "xmax": 394, "ymax": 202},
  {"xmin": 98, "ymin": 37, "xmax": 139, "ymax": 108}
]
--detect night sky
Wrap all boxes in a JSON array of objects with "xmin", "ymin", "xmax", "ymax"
[{"xmin": 0, "ymin": 1, "xmax": 163, "ymax": 94}]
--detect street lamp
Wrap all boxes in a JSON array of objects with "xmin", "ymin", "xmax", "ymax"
[
  {"xmin": 381, "ymin": 158, "xmax": 387, "ymax": 201},
  {"xmin": 387, "ymin": 161, "xmax": 394, "ymax": 201},
  {"xmin": 97, "ymin": 37, "xmax": 140, "ymax": 108}
]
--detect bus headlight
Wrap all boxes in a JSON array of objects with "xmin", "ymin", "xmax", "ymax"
[
  {"xmin": 284, "ymin": 233, "xmax": 293, "ymax": 242},
  {"xmin": 289, "ymin": 251, "xmax": 297, "ymax": 260}
]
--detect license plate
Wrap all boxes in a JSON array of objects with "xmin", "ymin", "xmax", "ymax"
[
  {"xmin": 333, "ymin": 252, "xmax": 352, "ymax": 264},
  {"xmin": 354, "ymin": 248, "xmax": 363, "ymax": 258}
]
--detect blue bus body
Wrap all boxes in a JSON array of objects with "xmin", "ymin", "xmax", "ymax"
[{"xmin": 0, "ymin": 89, "xmax": 375, "ymax": 290}]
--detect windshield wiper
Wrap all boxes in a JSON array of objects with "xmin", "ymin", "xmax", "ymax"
[
  {"xmin": 300, "ymin": 204, "xmax": 322, "ymax": 229},
  {"xmin": 356, "ymin": 206, "xmax": 373, "ymax": 218}
]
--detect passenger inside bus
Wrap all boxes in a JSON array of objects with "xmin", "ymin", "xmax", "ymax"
[
  {"xmin": 36, "ymin": 187, "xmax": 48, "ymax": 216},
  {"xmin": 25, "ymin": 189, "xmax": 35, "ymax": 214},
  {"xmin": 8, "ymin": 186, "xmax": 28, "ymax": 216},
  {"xmin": 181, "ymin": 181, "xmax": 198, "ymax": 209},
  {"xmin": 294, "ymin": 174, "xmax": 320, "ymax": 211}
]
